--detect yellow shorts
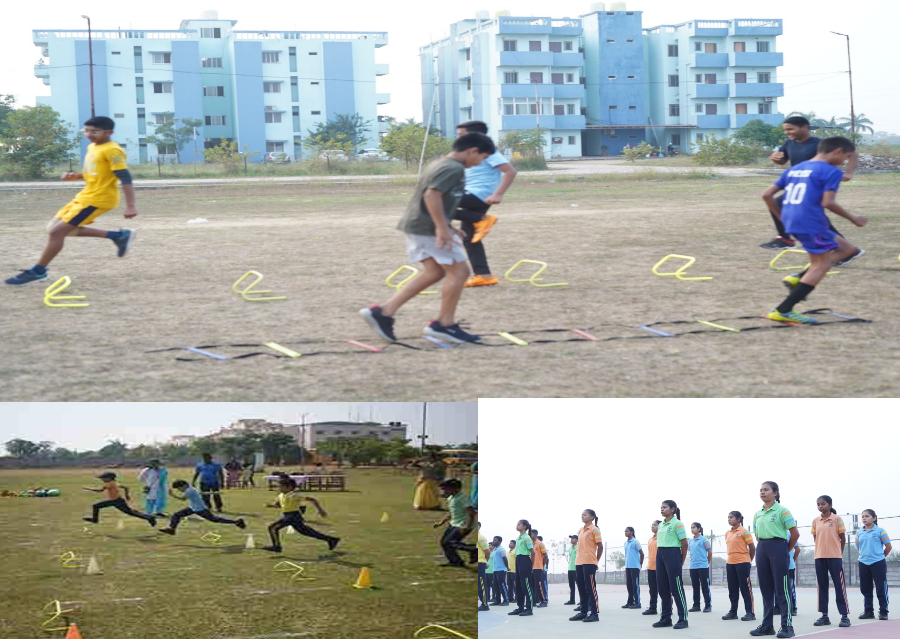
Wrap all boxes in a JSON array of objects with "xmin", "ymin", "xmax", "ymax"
[{"xmin": 54, "ymin": 200, "xmax": 111, "ymax": 227}]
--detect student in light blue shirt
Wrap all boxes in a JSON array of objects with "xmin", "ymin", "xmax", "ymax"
[
  {"xmin": 453, "ymin": 121, "xmax": 517, "ymax": 288},
  {"xmin": 623, "ymin": 527, "xmax": 644, "ymax": 609},
  {"xmin": 688, "ymin": 522, "xmax": 712, "ymax": 612},
  {"xmin": 856, "ymin": 509, "xmax": 892, "ymax": 620},
  {"xmin": 158, "ymin": 479, "xmax": 245, "ymax": 535},
  {"xmin": 490, "ymin": 535, "xmax": 510, "ymax": 605}
]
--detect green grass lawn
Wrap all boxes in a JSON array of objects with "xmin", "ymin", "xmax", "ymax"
[{"xmin": 0, "ymin": 468, "xmax": 475, "ymax": 639}]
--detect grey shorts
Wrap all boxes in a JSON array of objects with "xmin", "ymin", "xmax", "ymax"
[{"xmin": 404, "ymin": 232, "xmax": 468, "ymax": 265}]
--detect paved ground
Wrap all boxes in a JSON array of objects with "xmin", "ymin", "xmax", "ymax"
[{"xmin": 479, "ymin": 581, "xmax": 896, "ymax": 638}]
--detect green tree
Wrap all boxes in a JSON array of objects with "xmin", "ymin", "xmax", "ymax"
[
  {"xmin": 4, "ymin": 438, "xmax": 41, "ymax": 458},
  {"xmin": 621, "ymin": 141, "xmax": 658, "ymax": 162},
  {"xmin": 98, "ymin": 439, "xmax": 129, "ymax": 458},
  {"xmin": 0, "ymin": 105, "xmax": 79, "ymax": 178},
  {"xmin": 837, "ymin": 113, "xmax": 874, "ymax": 136},
  {"xmin": 691, "ymin": 132, "xmax": 761, "ymax": 166},
  {"xmin": 202, "ymin": 140, "xmax": 258, "ymax": 174},
  {"xmin": 260, "ymin": 433, "xmax": 298, "ymax": 465},
  {"xmin": 733, "ymin": 119, "xmax": 787, "ymax": 147},
  {"xmin": 145, "ymin": 117, "xmax": 203, "ymax": 164},
  {"xmin": 381, "ymin": 119, "xmax": 452, "ymax": 168},
  {"xmin": 383, "ymin": 438, "xmax": 419, "ymax": 464},
  {"xmin": 190, "ymin": 438, "xmax": 218, "ymax": 457},
  {"xmin": 610, "ymin": 550, "xmax": 626, "ymax": 569},
  {"xmin": 0, "ymin": 94, "xmax": 16, "ymax": 136},
  {"xmin": 301, "ymin": 131, "xmax": 357, "ymax": 170},
  {"xmin": 316, "ymin": 113, "xmax": 373, "ymax": 148},
  {"xmin": 52, "ymin": 447, "xmax": 78, "ymax": 460},
  {"xmin": 499, "ymin": 128, "xmax": 547, "ymax": 157}
]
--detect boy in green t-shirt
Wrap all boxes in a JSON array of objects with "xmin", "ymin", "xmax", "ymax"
[{"xmin": 360, "ymin": 133, "xmax": 495, "ymax": 345}]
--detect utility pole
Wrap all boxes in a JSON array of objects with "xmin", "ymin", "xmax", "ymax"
[
  {"xmin": 82, "ymin": 16, "xmax": 95, "ymax": 117},
  {"xmin": 830, "ymin": 32, "xmax": 855, "ymax": 138},
  {"xmin": 417, "ymin": 402, "xmax": 428, "ymax": 451}
]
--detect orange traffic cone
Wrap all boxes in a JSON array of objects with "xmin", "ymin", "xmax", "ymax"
[
  {"xmin": 65, "ymin": 623, "xmax": 83, "ymax": 639},
  {"xmin": 352, "ymin": 567, "xmax": 374, "ymax": 589}
]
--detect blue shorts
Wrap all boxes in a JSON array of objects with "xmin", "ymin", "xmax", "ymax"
[{"xmin": 792, "ymin": 230, "xmax": 839, "ymax": 254}]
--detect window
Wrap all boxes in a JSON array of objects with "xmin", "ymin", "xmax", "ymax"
[
  {"xmin": 466, "ymin": 78, "xmax": 471, "ymax": 90},
  {"xmin": 133, "ymin": 46, "xmax": 143, "ymax": 73},
  {"xmin": 669, "ymin": 104, "xmax": 680, "ymax": 116},
  {"xmin": 201, "ymin": 57, "xmax": 222, "ymax": 68},
  {"xmin": 705, "ymin": 74, "xmax": 717, "ymax": 84},
  {"xmin": 530, "ymin": 72, "xmax": 543, "ymax": 84},
  {"xmin": 554, "ymin": 105, "xmax": 565, "ymax": 115},
  {"xmin": 626, "ymin": 39, "xmax": 634, "ymax": 43},
  {"xmin": 567, "ymin": 104, "xmax": 575, "ymax": 115},
  {"xmin": 609, "ymin": 135, "xmax": 618, "ymax": 139},
  {"xmin": 609, "ymin": 105, "xmax": 618, "ymax": 109},
  {"xmin": 502, "ymin": 40, "xmax": 517, "ymax": 52},
  {"xmin": 757, "ymin": 41, "xmax": 770, "ymax": 52},
  {"xmin": 113, "ymin": 113, "xmax": 124, "ymax": 119},
  {"xmin": 311, "ymin": 110, "xmax": 321, "ymax": 115},
  {"xmin": 529, "ymin": 41, "xmax": 541, "ymax": 51},
  {"xmin": 551, "ymin": 73, "xmax": 564, "ymax": 85},
  {"xmin": 119, "ymin": 143, "xmax": 127, "ymax": 149},
  {"xmin": 157, "ymin": 144, "xmax": 175, "ymax": 155},
  {"xmin": 267, "ymin": 142, "xmax": 284, "ymax": 153},
  {"xmin": 667, "ymin": 44, "xmax": 678, "ymax": 57},
  {"xmin": 200, "ymin": 27, "xmax": 221, "ymax": 38},
  {"xmin": 262, "ymin": 51, "xmax": 280, "ymax": 64},
  {"xmin": 151, "ymin": 52, "xmax": 171, "ymax": 64},
  {"xmin": 564, "ymin": 41, "xmax": 573, "ymax": 50},
  {"xmin": 154, "ymin": 113, "xmax": 174, "ymax": 124},
  {"xmin": 205, "ymin": 115, "xmax": 226, "ymax": 126},
  {"xmin": 568, "ymin": 136, "xmax": 576, "ymax": 145},
  {"xmin": 549, "ymin": 42, "xmax": 562, "ymax": 53},
  {"xmin": 695, "ymin": 104, "xmax": 704, "ymax": 113},
  {"xmin": 735, "ymin": 73, "xmax": 747, "ymax": 84},
  {"xmin": 758, "ymin": 102, "xmax": 772, "ymax": 114},
  {"xmin": 671, "ymin": 134, "xmax": 681, "ymax": 145},
  {"xmin": 695, "ymin": 74, "xmax": 703, "ymax": 84},
  {"xmin": 566, "ymin": 73, "xmax": 574, "ymax": 82},
  {"xmin": 264, "ymin": 112, "xmax": 282, "ymax": 123},
  {"xmin": 308, "ymin": 51, "xmax": 318, "ymax": 55},
  {"xmin": 736, "ymin": 103, "xmax": 748, "ymax": 114},
  {"xmin": 705, "ymin": 104, "xmax": 718, "ymax": 115},
  {"xmin": 627, "ymin": 75, "xmax": 635, "ymax": 79},
  {"xmin": 758, "ymin": 72, "xmax": 771, "ymax": 84},
  {"xmin": 608, "ymin": 75, "xmax": 617, "ymax": 79},
  {"xmin": 552, "ymin": 137, "xmax": 563, "ymax": 144},
  {"xmin": 734, "ymin": 42, "xmax": 746, "ymax": 52},
  {"xmin": 112, "ymin": 51, "xmax": 120, "ymax": 55},
  {"xmin": 668, "ymin": 74, "xmax": 679, "ymax": 87},
  {"xmin": 607, "ymin": 39, "xmax": 616, "ymax": 43},
  {"xmin": 465, "ymin": 48, "xmax": 470, "ymax": 61},
  {"xmin": 263, "ymin": 82, "xmax": 282, "ymax": 93},
  {"xmin": 696, "ymin": 133, "xmax": 704, "ymax": 141},
  {"xmin": 137, "ymin": 108, "xmax": 146, "ymax": 134},
  {"xmin": 695, "ymin": 42, "xmax": 702, "ymax": 52},
  {"xmin": 289, "ymin": 46, "xmax": 297, "ymax": 72},
  {"xmin": 152, "ymin": 82, "xmax": 172, "ymax": 94},
  {"xmin": 203, "ymin": 86, "xmax": 225, "ymax": 97},
  {"xmin": 113, "ymin": 83, "xmax": 122, "ymax": 87},
  {"xmin": 504, "ymin": 72, "xmax": 518, "ymax": 83},
  {"xmin": 705, "ymin": 43, "xmax": 717, "ymax": 53},
  {"xmin": 629, "ymin": 105, "xmax": 637, "ymax": 109},
  {"xmin": 504, "ymin": 103, "xmax": 514, "ymax": 115}
]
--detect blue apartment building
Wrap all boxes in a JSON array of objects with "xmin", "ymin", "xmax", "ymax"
[{"xmin": 33, "ymin": 11, "xmax": 389, "ymax": 163}]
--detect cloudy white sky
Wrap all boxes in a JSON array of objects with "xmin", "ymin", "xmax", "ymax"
[
  {"xmin": 479, "ymin": 399, "xmax": 900, "ymax": 575},
  {"xmin": 0, "ymin": 402, "xmax": 477, "ymax": 452},
  {"xmin": 3, "ymin": 0, "xmax": 898, "ymax": 133}
]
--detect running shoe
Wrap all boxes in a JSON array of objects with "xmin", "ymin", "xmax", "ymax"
[
  {"xmin": 834, "ymin": 247, "xmax": 865, "ymax": 267},
  {"xmin": 359, "ymin": 305, "xmax": 397, "ymax": 342},
  {"xmin": 424, "ymin": 320, "xmax": 482, "ymax": 344},
  {"xmin": 859, "ymin": 612, "xmax": 875, "ymax": 619},
  {"xmin": 750, "ymin": 625, "xmax": 776, "ymax": 636},
  {"xmin": 652, "ymin": 620, "xmax": 673, "ymax": 627},
  {"xmin": 113, "ymin": 229, "xmax": 136, "ymax": 257},
  {"xmin": 5, "ymin": 269, "xmax": 48, "ymax": 285},
  {"xmin": 689, "ymin": 605, "xmax": 701, "ymax": 612},
  {"xmin": 236, "ymin": 518, "xmax": 246, "ymax": 529},
  {"xmin": 471, "ymin": 213, "xmax": 497, "ymax": 243},
  {"xmin": 723, "ymin": 611, "xmax": 739, "ymax": 620},
  {"xmin": 478, "ymin": 605, "xmax": 490, "ymax": 612},
  {"xmin": 813, "ymin": 616, "xmax": 831, "ymax": 626},
  {"xmin": 878, "ymin": 613, "xmax": 888, "ymax": 620},
  {"xmin": 742, "ymin": 613, "xmax": 757, "ymax": 621},
  {"xmin": 464, "ymin": 274, "xmax": 499, "ymax": 287},
  {"xmin": 760, "ymin": 237, "xmax": 796, "ymax": 249},
  {"xmin": 703, "ymin": 605, "xmax": 712, "ymax": 613},
  {"xmin": 642, "ymin": 608, "xmax": 658, "ymax": 615},
  {"xmin": 767, "ymin": 309, "xmax": 818, "ymax": 324},
  {"xmin": 569, "ymin": 613, "xmax": 586, "ymax": 621},
  {"xmin": 781, "ymin": 274, "xmax": 801, "ymax": 290},
  {"xmin": 328, "ymin": 537, "xmax": 340, "ymax": 551},
  {"xmin": 582, "ymin": 614, "xmax": 599, "ymax": 622},
  {"xmin": 776, "ymin": 627, "xmax": 795, "ymax": 638},
  {"xmin": 839, "ymin": 616, "xmax": 851, "ymax": 627},
  {"xmin": 673, "ymin": 620, "xmax": 689, "ymax": 629},
  {"xmin": 158, "ymin": 528, "xmax": 176, "ymax": 535}
]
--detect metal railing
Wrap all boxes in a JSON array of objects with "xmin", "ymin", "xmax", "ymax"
[
  {"xmin": 33, "ymin": 29, "xmax": 196, "ymax": 40},
  {"xmin": 233, "ymin": 31, "xmax": 386, "ymax": 41}
]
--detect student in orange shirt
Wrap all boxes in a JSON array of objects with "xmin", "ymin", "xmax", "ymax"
[
  {"xmin": 530, "ymin": 529, "xmax": 549, "ymax": 607},
  {"xmin": 570, "ymin": 509, "xmax": 603, "ymax": 623},
  {"xmin": 643, "ymin": 520, "xmax": 661, "ymax": 616},
  {"xmin": 722, "ymin": 510, "xmax": 756, "ymax": 621},
  {"xmin": 82, "ymin": 472, "xmax": 156, "ymax": 527},
  {"xmin": 811, "ymin": 495, "xmax": 850, "ymax": 628}
]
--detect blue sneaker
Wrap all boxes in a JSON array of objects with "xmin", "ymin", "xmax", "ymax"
[
  {"xmin": 5, "ymin": 269, "xmax": 49, "ymax": 286},
  {"xmin": 424, "ymin": 320, "xmax": 482, "ymax": 344},
  {"xmin": 113, "ymin": 229, "xmax": 136, "ymax": 257},
  {"xmin": 359, "ymin": 305, "xmax": 396, "ymax": 342}
]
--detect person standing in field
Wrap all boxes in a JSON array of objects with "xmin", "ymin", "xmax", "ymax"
[
  {"xmin": 508, "ymin": 519, "xmax": 535, "ymax": 617},
  {"xmin": 138, "ymin": 459, "xmax": 163, "ymax": 516},
  {"xmin": 644, "ymin": 520, "xmax": 660, "ymax": 616},
  {"xmin": 192, "ymin": 453, "xmax": 225, "ymax": 512},
  {"xmin": 570, "ymin": 509, "xmax": 603, "ymax": 623},
  {"xmin": 855, "ymin": 508, "xmax": 891, "ymax": 621},
  {"xmin": 564, "ymin": 534, "xmax": 578, "ymax": 606},
  {"xmin": 491, "ymin": 535, "xmax": 510, "ymax": 606},
  {"xmin": 507, "ymin": 539, "xmax": 518, "ymax": 603},
  {"xmin": 751, "ymin": 481, "xmax": 798, "ymax": 638},
  {"xmin": 687, "ymin": 522, "xmax": 712, "ymax": 613},
  {"xmin": 722, "ymin": 511, "xmax": 756, "ymax": 621},
  {"xmin": 652, "ymin": 500, "xmax": 689, "ymax": 630},
  {"xmin": 811, "ymin": 495, "xmax": 851, "ymax": 628}
]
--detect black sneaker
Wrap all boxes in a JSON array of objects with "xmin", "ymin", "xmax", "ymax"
[
  {"xmin": 839, "ymin": 616, "xmax": 851, "ymax": 628},
  {"xmin": 674, "ymin": 620, "xmax": 689, "ymax": 629},
  {"xmin": 813, "ymin": 616, "xmax": 831, "ymax": 626},
  {"xmin": 508, "ymin": 610, "xmax": 522, "ymax": 615},
  {"xmin": 574, "ymin": 605, "xmax": 582, "ymax": 611},
  {"xmin": 750, "ymin": 625, "xmax": 776, "ymax": 636},
  {"xmin": 113, "ymin": 229, "xmax": 136, "ymax": 257},
  {"xmin": 859, "ymin": 611, "xmax": 875, "ymax": 619},
  {"xmin": 261, "ymin": 545, "xmax": 283, "ymax": 553},
  {"xmin": 236, "ymin": 518, "xmax": 246, "ymax": 529},
  {"xmin": 652, "ymin": 620, "xmax": 673, "ymax": 628},
  {"xmin": 689, "ymin": 605, "xmax": 701, "ymax": 613},
  {"xmin": 518, "ymin": 610, "xmax": 533, "ymax": 616},
  {"xmin": 582, "ymin": 614, "xmax": 599, "ymax": 622},
  {"xmin": 82, "ymin": 517, "xmax": 97, "ymax": 524},
  {"xmin": 535, "ymin": 602, "xmax": 548, "ymax": 608},
  {"xmin": 776, "ymin": 626, "xmax": 795, "ymax": 638},
  {"xmin": 742, "ymin": 613, "xmax": 757, "ymax": 621},
  {"xmin": 498, "ymin": 602, "xmax": 509, "ymax": 606},
  {"xmin": 423, "ymin": 320, "xmax": 482, "ymax": 344},
  {"xmin": 878, "ymin": 613, "xmax": 888, "ymax": 620},
  {"xmin": 703, "ymin": 605, "xmax": 712, "ymax": 613},
  {"xmin": 723, "ymin": 611, "xmax": 739, "ymax": 620},
  {"xmin": 359, "ymin": 305, "xmax": 396, "ymax": 342},
  {"xmin": 563, "ymin": 600, "xmax": 575, "ymax": 605},
  {"xmin": 569, "ymin": 613, "xmax": 586, "ymax": 621},
  {"xmin": 760, "ymin": 237, "xmax": 796, "ymax": 250},
  {"xmin": 478, "ymin": 605, "xmax": 490, "ymax": 612},
  {"xmin": 327, "ymin": 537, "xmax": 340, "ymax": 551},
  {"xmin": 834, "ymin": 247, "xmax": 865, "ymax": 267},
  {"xmin": 158, "ymin": 527, "xmax": 176, "ymax": 535},
  {"xmin": 643, "ymin": 608, "xmax": 658, "ymax": 615},
  {"xmin": 791, "ymin": 611, "xmax": 797, "ymax": 616},
  {"xmin": 148, "ymin": 516, "xmax": 157, "ymax": 527},
  {"xmin": 630, "ymin": 604, "xmax": 643, "ymax": 609},
  {"xmin": 5, "ymin": 269, "xmax": 49, "ymax": 285},
  {"xmin": 623, "ymin": 604, "xmax": 633, "ymax": 609}
]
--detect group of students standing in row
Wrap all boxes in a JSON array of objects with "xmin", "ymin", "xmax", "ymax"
[{"xmin": 479, "ymin": 482, "xmax": 892, "ymax": 639}]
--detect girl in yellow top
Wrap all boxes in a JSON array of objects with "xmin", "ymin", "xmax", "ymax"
[
  {"xmin": 644, "ymin": 520, "xmax": 660, "ymax": 615},
  {"xmin": 723, "ymin": 510, "xmax": 756, "ymax": 621},
  {"xmin": 262, "ymin": 477, "xmax": 339, "ymax": 553},
  {"xmin": 811, "ymin": 495, "xmax": 850, "ymax": 627},
  {"xmin": 507, "ymin": 539, "xmax": 518, "ymax": 604},
  {"xmin": 570, "ymin": 509, "xmax": 603, "ymax": 623}
]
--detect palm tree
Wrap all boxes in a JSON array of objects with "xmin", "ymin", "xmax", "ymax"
[{"xmin": 837, "ymin": 113, "xmax": 874, "ymax": 135}]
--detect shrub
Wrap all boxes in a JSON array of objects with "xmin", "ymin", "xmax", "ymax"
[
  {"xmin": 621, "ymin": 142, "xmax": 658, "ymax": 162},
  {"xmin": 691, "ymin": 133, "xmax": 764, "ymax": 166}
]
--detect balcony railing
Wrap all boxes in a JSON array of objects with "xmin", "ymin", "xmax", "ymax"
[
  {"xmin": 33, "ymin": 29, "xmax": 196, "ymax": 39},
  {"xmin": 234, "ymin": 31, "xmax": 387, "ymax": 43}
]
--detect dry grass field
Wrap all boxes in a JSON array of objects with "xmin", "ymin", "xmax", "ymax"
[{"xmin": 2, "ymin": 170, "xmax": 899, "ymax": 399}]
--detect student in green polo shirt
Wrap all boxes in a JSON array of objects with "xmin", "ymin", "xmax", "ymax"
[
  {"xmin": 751, "ymin": 480, "xmax": 799, "ymax": 639},
  {"xmin": 652, "ymin": 499, "xmax": 690, "ymax": 630},
  {"xmin": 509, "ymin": 519, "xmax": 535, "ymax": 617},
  {"xmin": 434, "ymin": 479, "xmax": 476, "ymax": 568},
  {"xmin": 564, "ymin": 534, "xmax": 578, "ymax": 605}
]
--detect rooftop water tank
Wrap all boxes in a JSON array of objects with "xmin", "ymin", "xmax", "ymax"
[
  {"xmin": 610, "ymin": 2, "xmax": 626, "ymax": 10},
  {"xmin": 475, "ymin": 10, "xmax": 489, "ymax": 20},
  {"xmin": 591, "ymin": 2, "xmax": 606, "ymax": 11},
  {"xmin": 495, "ymin": 10, "xmax": 511, "ymax": 17},
  {"xmin": 200, "ymin": 9, "xmax": 219, "ymax": 20}
]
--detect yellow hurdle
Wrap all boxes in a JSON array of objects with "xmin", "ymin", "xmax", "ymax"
[
  {"xmin": 264, "ymin": 342, "xmax": 301, "ymax": 358},
  {"xmin": 232, "ymin": 271, "xmax": 286, "ymax": 301},
  {"xmin": 769, "ymin": 249, "xmax": 839, "ymax": 275},
  {"xmin": 504, "ymin": 260, "xmax": 568, "ymax": 288},
  {"xmin": 652, "ymin": 255, "xmax": 713, "ymax": 281},
  {"xmin": 385, "ymin": 265, "xmax": 437, "ymax": 295},
  {"xmin": 40, "ymin": 600, "xmax": 75, "ymax": 632},
  {"xmin": 44, "ymin": 276, "xmax": 89, "ymax": 307},
  {"xmin": 414, "ymin": 624, "xmax": 475, "ymax": 639}
]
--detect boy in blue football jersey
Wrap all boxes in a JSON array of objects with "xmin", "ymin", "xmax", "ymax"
[{"xmin": 762, "ymin": 137, "xmax": 867, "ymax": 324}]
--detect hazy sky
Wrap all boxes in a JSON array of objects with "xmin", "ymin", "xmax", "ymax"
[
  {"xmin": 479, "ymin": 399, "xmax": 900, "ymax": 575},
  {"xmin": 0, "ymin": 402, "xmax": 477, "ymax": 452},
  {"xmin": 3, "ymin": 0, "xmax": 898, "ymax": 133}
]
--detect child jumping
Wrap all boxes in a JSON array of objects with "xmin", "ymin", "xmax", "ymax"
[
  {"xmin": 762, "ymin": 137, "xmax": 867, "ymax": 324},
  {"xmin": 5, "ymin": 116, "xmax": 137, "ymax": 285},
  {"xmin": 263, "ymin": 477, "xmax": 339, "ymax": 553},
  {"xmin": 360, "ymin": 132, "xmax": 496, "ymax": 344},
  {"xmin": 82, "ymin": 472, "xmax": 156, "ymax": 527},
  {"xmin": 157, "ymin": 480, "xmax": 246, "ymax": 535}
]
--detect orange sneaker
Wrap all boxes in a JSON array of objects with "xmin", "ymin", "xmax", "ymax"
[
  {"xmin": 464, "ymin": 274, "xmax": 499, "ymax": 288},
  {"xmin": 470, "ymin": 214, "xmax": 497, "ymax": 243}
]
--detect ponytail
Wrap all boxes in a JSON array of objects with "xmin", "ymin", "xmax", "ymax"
[
  {"xmin": 663, "ymin": 499, "xmax": 680, "ymax": 520},
  {"xmin": 729, "ymin": 510, "xmax": 744, "ymax": 527},
  {"xmin": 763, "ymin": 481, "xmax": 781, "ymax": 503},
  {"xmin": 818, "ymin": 494, "xmax": 837, "ymax": 515},
  {"xmin": 520, "ymin": 519, "xmax": 532, "ymax": 535},
  {"xmin": 585, "ymin": 508, "xmax": 599, "ymax": 527},
  {"xmin": 693, "ymin": 522, "xmax": 703, "ymax": 535},
  {"xmin": 863, "ymin": 509, "xmax": 878, "ymax": 526}
]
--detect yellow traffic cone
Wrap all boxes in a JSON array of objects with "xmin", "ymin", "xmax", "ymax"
[
  {"xmin": 85, "ymin": 555, "xmax": 102, "ymax": 575},
  {"xmin": 116, "ymin": 518, "xmax": 125, "ymax": 531},
  {"xmin": 380, "ymin": 512, "xmax": 389, "ymax": 523},
  {"xmin": 65, "ymin": 623, "xmax": 84, "ymax": 639},
  {"xmin": 245, "ymin": 534, "xmax": 255, "ymax": 550},
  {"xmin": 352, "ymin": 567, "xmax": 374, "ymax": 589}
]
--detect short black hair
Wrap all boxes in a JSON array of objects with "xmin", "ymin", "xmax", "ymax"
[
  {"xmin": 452, "ymin": 132, "xmax": 495, "ymax": 155},
  {"xmin": 783, "ymin": 116, "xmax": 809, "ymax": 128},
  {"xmin": 84, "ymin": 116, "xmax": 115, "ymax": 131},
  {"xmin": 172, "ymin": 479, "xmax": 189, "ymax": 489},
  {"xmin": 493, "ymin": 535, "xmax": 503, "ymax": 543},
  {"xmin": 280, "ymin": 477, "xmax": 297, "ymax": 489},
  {"xmin": 441, "ymin": 478, "xmax": 463, "ymax": 490},
  {"xmin": 457, "ymin": 120, "xmax": 488, "ymax": 135},
  {"xmin": 818, "ymin": 136, "xmax": 855, "ymax": 154}
]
